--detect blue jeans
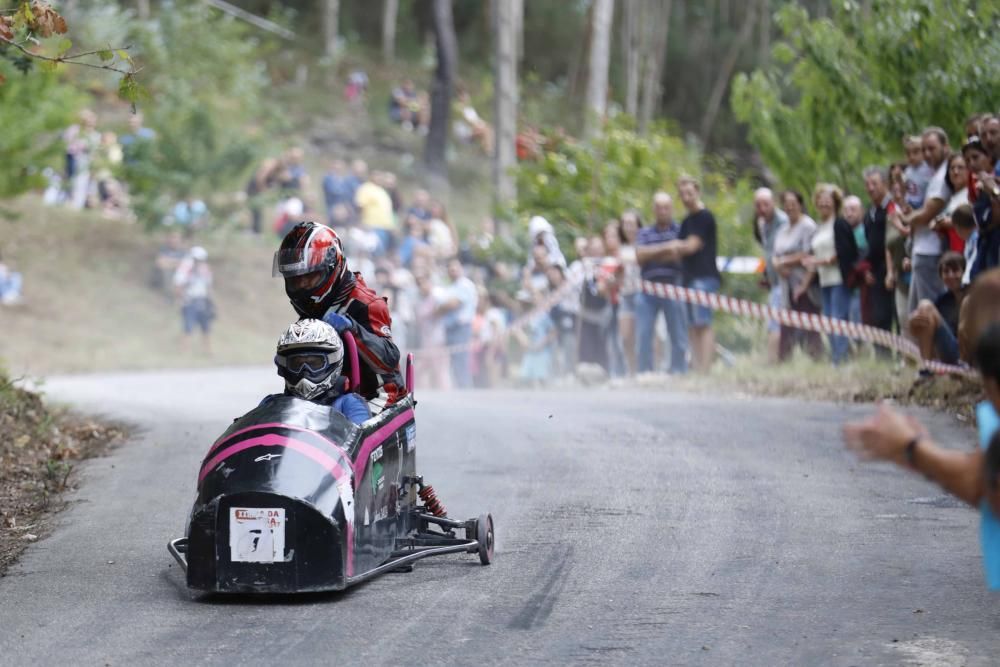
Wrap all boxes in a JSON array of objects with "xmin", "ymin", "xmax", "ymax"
[
  {"xmin": 687, "ymin": 276, "xmax": 721, "ymax": 328},
  {"xmin": 821, "ymin": 284, "xmax": 852, "ymax": 364},
  {"xmin": 636, "ymin": 291, "xmax": 688, "ymax": 374},
  {"xmin": 445, "ymin": 324, "xmax": 472, "ymax": 388}
]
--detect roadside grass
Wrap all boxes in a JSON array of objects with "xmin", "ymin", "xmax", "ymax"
[
  {"xmin": 646, "ymin": 353, "xmax": 983, "ymax": 427},
  {"xmin": 0, "ymin": 196, "xmax": 292, "ymax": 377},
  {"xmin": 0, "ymin": 370, "xmax": 127, "ymax": 575}
]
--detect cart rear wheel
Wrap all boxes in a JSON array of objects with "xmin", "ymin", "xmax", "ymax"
[{"xmin": 477, "ymin": 513, "xmax": 494, "ymax": 565}]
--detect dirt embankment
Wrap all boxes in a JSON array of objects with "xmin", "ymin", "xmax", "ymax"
[{"xmin": 0, "ymin": 374, "xmax": 127, "ymax": 575}]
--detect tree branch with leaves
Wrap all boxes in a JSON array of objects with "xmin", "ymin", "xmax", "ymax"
[{"xmin": 0, "ymin": 1, "xmax": 142, "ymax": 103}]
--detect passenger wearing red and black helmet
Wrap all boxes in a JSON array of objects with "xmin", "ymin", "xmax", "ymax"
[{"xmin": 274, "ymin": 221, "xmax": 405, "ymax": 406}]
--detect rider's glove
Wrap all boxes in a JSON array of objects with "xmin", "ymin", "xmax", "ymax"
[{"xmin": 323, "ymin": 311, "xmax": 356, "ymax": 334}]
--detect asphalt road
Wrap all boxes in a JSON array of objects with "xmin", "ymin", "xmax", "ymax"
[{"xmin": 1, "ymin": 368, "xmax": 997, "ymax": 666}]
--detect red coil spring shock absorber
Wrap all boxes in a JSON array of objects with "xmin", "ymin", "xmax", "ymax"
[{"xmin": 418, "ymin": 485, "xmax": 447, "ymax": 517}]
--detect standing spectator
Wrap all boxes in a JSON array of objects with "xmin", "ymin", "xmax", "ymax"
[
  {"xmin": 174, "ymin": 246, "xmax": 215, "ymax": 354},
  {"xmin": 389, "ymin": 79, "xmax": 419, "ymax": 129},
  {"xmin": 752, "ymin": 188, "xmax": 789, "ymax": 363},
  {"xmin": 414, "ymin": 273, "xmax": 451, "ymax": 390},
  {"xmin": 801, "ymin": 184, "xmax": 856, "ymax": 365},
  {"xmin": 901, "ymin": 127, "xmax": 952, "ymax": 316},
  {"xmin": 602, "ymin": 220, "xmax": 627, "ymax": 378},
  {"xmin": 399, "ymin": 213, "xmax": 429, "ymax": 268},
  {"xmin": 322, "ymin": 159, "xmax": 356, "ymax": 225},
  {"xmin": 617, "ymin": 209, "xmax": 643, "ymax": 375},
  {"xmin": 514, "ymin": 306, "xmax": 556, "ymax": 387},
  {"xmin": 522, "ymin": 243, "xmax": 552, "ymax": 297},
  {"xmin": 0, "ymin": 252, "xmax": 23, "ymax": 306},
  {"xmin": 982, "ymin": 115, "xmax": 1000, "ymax": 169},
  {"xmin": 635, "ymin": 192, "xmax": 688, "ymax": 374},
  {"xmin": 63, "ymin": 109, "xmax": 100, "ymax": 209},
  {"xmin": 670, "ymin": 176, "xmax": 721, "ymax": 373},
  {"xmin": 279, "ymin": 148, "xmax": 309, "ymax": 195},
  {"xmin": 578, "ymin": 236, "xmax": 612, "ymax": 373},
  {"xmin": 862, "ymin": 166, "xmax": 896, "ymax": 341},
  {"xmin": 438, "ymin": 258, "xmax": 478, "ymax": 388},
  {"xmin": 964, "ymin": 135, "xmax": 1000, "ymax": 280},
  {"xmin": 885, "ymin": 163, "xmax": 913, "ymax": 334},
  {"xmin": 354, "ymin": 167, "xmax": 396, "ymax": 256},
  {"xmin": 940, "ymin": 153, "xmax": 971, "ymax": 254},
  {"xmin": 426, "ymin": 201, "xmax": 458, "ymax": 259},
  {"xmin": 151, "ymin": 230, "xmax": 187, "ymax": 294},
  {"xmin": 773, "ymin": 190, "xmax": 822, "ymax": 360},
  {"xmin": 246, "ymin": 158, "xmax": 279, "ymax": 235},
  {"xmin": 406, "ymin": 189, "xmax": 434, "ymax": 221},
  {"xmin": 903, "ymin": 134, "xmax": 934, "ymax": 211},
  {"xmin": 842, "ymin": 195, "xmax": 868, "ymax": 324},
  {"xmin": 528, "ymin": 216, "xmax": 567, "ymax": 268},
  {"xmin": 547, "ymin": 264, "xmax": 579, "ymax": 378}
]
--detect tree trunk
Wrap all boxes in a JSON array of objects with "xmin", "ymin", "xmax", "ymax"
[
  {"xmin": 699, "ymin": 0, "xmax": 758, "ymax": 145},
  {"xmin": 759, "ymin": 0, "xmax": 770, "ymax": 62},
  {"xmin": 638, "ymin": 0, "xmax": 672, "ymax": 134},
  {"xmin": 622, "ymin": 0, "xmax": 641, "ymax": 116},
  {"xmin": 136, "ymin": 0, "xmax": 150, "ymax": 20},
  {"xmin": 382, "ymin": 0, "xmax": 398, "ymax": 63},
  {"xmin": 567, "ymin": 1, "xmax": 593, "ymax": 101},
  {"xmin": 493, "ymin": 0, "xmax": 519, "ymax": 208},
  {"xmin": 512, "ymin": 0, "xmax": 524, "ymax": 63},
  {"xmin": 584, "ymin": 0, "xmax": 615, "ymax": 139},
  {"xmin": 424, "ymin": 0, "xmax": 458, "ymax": 188},
  {"xmin": 323, "ymin": 0, "xmax": 339, "ymax": 58}
]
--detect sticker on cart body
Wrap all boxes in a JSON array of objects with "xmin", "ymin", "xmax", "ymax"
[{"xmin": 230, "ymin": 507, "xmax": 285, "ymax": 563}]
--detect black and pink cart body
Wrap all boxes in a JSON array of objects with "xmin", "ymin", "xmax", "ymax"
[{"xmin": 168, "ymin": 340, "xmax": 494, "ymax": 594}]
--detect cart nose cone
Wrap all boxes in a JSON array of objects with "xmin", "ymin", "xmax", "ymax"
[{"xmin": 186, "ymin": 492, "xmax": 347, "ymax": 594}]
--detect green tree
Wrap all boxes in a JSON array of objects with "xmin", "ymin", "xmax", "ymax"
[
  {"xmin": 122, "ymin": 4, "xmax": 271, "ymax": 225},
  {"xmin": 0, "ymin": 59, "xmax": 82, "ymax": 199},
  {"xmin": 515, "ymin": 116, "xmax": 755, "ymax": 258},
  {"xmin": 731, "ymin": 0, "xmax": 1000, "ymax": 196}
]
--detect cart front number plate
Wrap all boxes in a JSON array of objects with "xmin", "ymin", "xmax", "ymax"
[{"xmin": 229, "ymin": 507, "xmax": 286, "ymax": 563}]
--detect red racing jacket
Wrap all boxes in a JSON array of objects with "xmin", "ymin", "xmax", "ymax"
[{"xmin": 325, "ymin": 273, "xmax": 405, "ymax": 405}]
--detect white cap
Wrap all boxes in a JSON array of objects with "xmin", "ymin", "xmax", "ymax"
[
  {"xmin": 190, "ymin": 246, "xmax": 208, "ymax": 261},
  {"xmin": 529, "ymin": 215, "xmax": 552, "ymax": 238}
]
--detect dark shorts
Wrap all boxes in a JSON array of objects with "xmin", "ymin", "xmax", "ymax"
[
  {"xmin": 182, "ymin": 298, "xmax": 213, "ymax": 334},
  {"xmin": 934, "ymin": 323, "xmax": 959, "ymax": 365},
  {"xmin": 686, "ymin": 276, "xmax": 721, "ymax": 328}
]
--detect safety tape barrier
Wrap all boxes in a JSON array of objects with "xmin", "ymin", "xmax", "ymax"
[
  {"xmin": 403, "ymin": 273, "xmax": 975, "ymax": 378},
  {"xmin": 637, "ymin": 279, "xmax": 976, "ymax": 378}
]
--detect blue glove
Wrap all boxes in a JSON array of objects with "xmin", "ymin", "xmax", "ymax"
[{"xmin": 323, "ymin": 311, "xmax": 355, "ymax": 334}]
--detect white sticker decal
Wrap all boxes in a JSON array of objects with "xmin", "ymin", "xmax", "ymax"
[
  {"xmin": 379, "ymin": 325, "xmax": 392, "ymax": 336},
  {"xmin": 370, "ymin": 445, "xmax": 383, "ymax": 463},
  {"xmin": 363, "ymin": 506, "xmax": 370, "ymax": 526},
  {"xmin": 337, "ymin": 479, "xmax": 355, "ymax": 525},
  {"xmin": 405, "ymin": 424, "xmax": 416, "ymax": 452},
  {"xmin": 229, "ymin": 507, "xmax": 285, "ymax": 563}
]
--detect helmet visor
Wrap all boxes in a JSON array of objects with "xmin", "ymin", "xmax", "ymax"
[
  {"xmin": 284, "ymin": 352, "xmax": 329, "ymax": 374},
  {"xmin": 273, "ymin": 247, "xmax": 325, "ymax": 278}
]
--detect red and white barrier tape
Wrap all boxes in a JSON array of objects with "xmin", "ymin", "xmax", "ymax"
[{"xmin": 638, "ymin": 279, "xmax": 975, "ymax": 378}]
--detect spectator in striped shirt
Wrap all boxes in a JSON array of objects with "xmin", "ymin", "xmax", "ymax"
[{"xmin": 635, "ymin": 191, "xmax": 689, "ymax": 374}]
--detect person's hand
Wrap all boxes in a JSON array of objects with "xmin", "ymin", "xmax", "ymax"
[
  {"xmin": 792, "ymin": 284, "xmax": 807, "ymax": 303},
  {"xmin": 802, "ymin": 256, "xmax": 817, "ymax": 269},
  {"xmin": 902, "ymin": 257, "xmax": 912, "ymax": 272},
  {"xmin": 885, "ymin": 272, "xmax": 896, "ymax": 291},
  {"xmin": 323, "ymin": 311, "xmax": 356, "ymax": 334},
  {"xmin": 843, "ymin": 403, "xmax": 922, "ymax": 467},
  {"xmin": 864, "ymin": 271, "xmax": 875, "ymax": 286}
]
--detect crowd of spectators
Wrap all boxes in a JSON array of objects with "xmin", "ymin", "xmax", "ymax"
[
  {"xmin": 755, "ymin": 114, "xmax": 1000, "ymax": 368},
  {"xmin": 45, "ymin": 108, "xmax": 144, "ymax": 219}
]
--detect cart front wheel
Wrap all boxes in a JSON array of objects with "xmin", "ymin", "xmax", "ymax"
[{"xmin": 477, "ymin": 513, "xmax": 494, "ymax": 565}]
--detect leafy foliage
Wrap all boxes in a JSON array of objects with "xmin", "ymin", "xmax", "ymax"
[
  {"xmin": 0, "ymin": 57, "xmax": 82, "ymax": 199},
  {"xmin": 731, "ymin": 0, "xmax": 1000, "ymax": 195},
  {"xmin": 121, "ymin": 4, "xmax": 270, "ymax": 225},
  {"xmin": 515, "ymin": 116, "xmax": 756, "ymax": 257}
]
